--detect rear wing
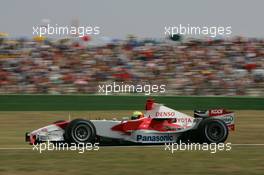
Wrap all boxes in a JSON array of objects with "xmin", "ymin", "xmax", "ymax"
[
  {"xmin": 210, "ymin": 109, "xmax": 235, "ymax": 131},
  {"xmin": 194, "ymin": 109, "xmax": 235, "ymax": 131}
]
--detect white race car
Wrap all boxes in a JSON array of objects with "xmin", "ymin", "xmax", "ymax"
[{"xmin": 25, "ymin": 99, "xmax": 235, "ymax": 145}]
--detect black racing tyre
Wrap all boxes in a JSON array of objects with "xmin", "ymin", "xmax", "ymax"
[
  {"xmin": 197, "ymin": 118, "xmax": 228, "ymax": 143},
  {"xmin": 64, "ymin": 119, "xmax": 96, "ymax": 144}
]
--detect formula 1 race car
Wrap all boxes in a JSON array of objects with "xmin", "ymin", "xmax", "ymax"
[{"xmin": 25, "ymin": 99, "xmax": 235, "ymax": 145}]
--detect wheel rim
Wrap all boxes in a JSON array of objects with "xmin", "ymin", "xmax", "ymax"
[
  {"xmin": 73, "ymin": 124, "xmax": 91, "ymax": 142},
  {"xmin": 205, "ymin": 122, "xmax": 226, "ymax": 142}
]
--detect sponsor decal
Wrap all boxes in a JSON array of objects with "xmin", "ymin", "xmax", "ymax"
[
  {"xmin": 210, "ymin": 109, "xmax": 224, "ymax": 115},
  {"xmin": 175, "ymin": 118, "xmax": 193, "ymax": 123},
  {"xmin": 136, "ymin": 135, "xmax": 173, "ymax": 142},
  {"xmin": 156, "ymin": 112, "xmax": 175, "ymax": 117},
  {"xmin": 221, "ymin": 115, "xmax": 234, "ymax": 124}
]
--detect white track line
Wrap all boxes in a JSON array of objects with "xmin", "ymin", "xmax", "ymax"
[
  {"xmin": 0, "ymin": 148, "xmax": 31, "ymax": 150},
  {"xmin": 101, "ymin": 145, "xmax": 162, "ymax": 148},
  {"xmin": 0, "ymin": 144, "xmax": 264, "ymax": 150},
  {"xmin": 101, "ymin": 144, "xmax": 264, "ymax": 148},
  {"xmin": 232, "ymin": 144, "xmax": 264, "ymax": 146}
]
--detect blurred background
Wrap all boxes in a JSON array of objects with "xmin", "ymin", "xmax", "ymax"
[
  {"xmin": 0, "ymin": 0, "xmax": 263, "ymax": 96},
  {"xmin": 0, "ymin": 35, "xmax": 263, "ymax": 96}
]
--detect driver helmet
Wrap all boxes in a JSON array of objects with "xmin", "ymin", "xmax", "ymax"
[{"xmin": 131, "ymin": 111, "xmax": 143, "ymax": 120}]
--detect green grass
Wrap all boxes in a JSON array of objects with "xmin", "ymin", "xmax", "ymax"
[
  {"xmin": 0, "ymin": 95, "xmax": 263, "ymax": 111},
  {"xmin": 0, "ymin": 147, "xmax": 263, "ymax": 175}
]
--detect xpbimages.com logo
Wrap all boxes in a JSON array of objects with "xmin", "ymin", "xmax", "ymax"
[
  {"xmin": 32, "ymin": 141, "xmax": 99, "ymax": 154},
  {"xmin": 32, "ymin": 24, "xmax": 100, "ymax": 37},
  {"xmin": 98, "ymin": 82, "xmax": 166, "ymax": 95},
  {"xmin": 164, "ymin": 141, "xmax": 232, "ymax": 154}
]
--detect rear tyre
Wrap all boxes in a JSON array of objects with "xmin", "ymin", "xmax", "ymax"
[
  {"xmin": 198, "ymin": 118, "xmax": 228, "ymax": 143},
  {"xmin": 64, "ymin": 119, "xmax": 96, "ymax": 144}
]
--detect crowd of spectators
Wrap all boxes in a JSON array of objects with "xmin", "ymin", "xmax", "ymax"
[{"xmin": 0, "ymin": 36, "xmax": 263, "ymax": 96}]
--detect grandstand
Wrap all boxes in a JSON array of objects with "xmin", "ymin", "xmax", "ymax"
[{"xmin": 0, "ymin": 36, "xmax": 263, "ymax": 95}]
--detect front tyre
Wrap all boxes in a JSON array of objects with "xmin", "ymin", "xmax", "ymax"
[
  {"xmin": 198, "ymin": 118, "xmax": 228, "ymax": 143},
  {"xmin": 64, "ymin": 119, "xmax": 96, "ymax": 144}
]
